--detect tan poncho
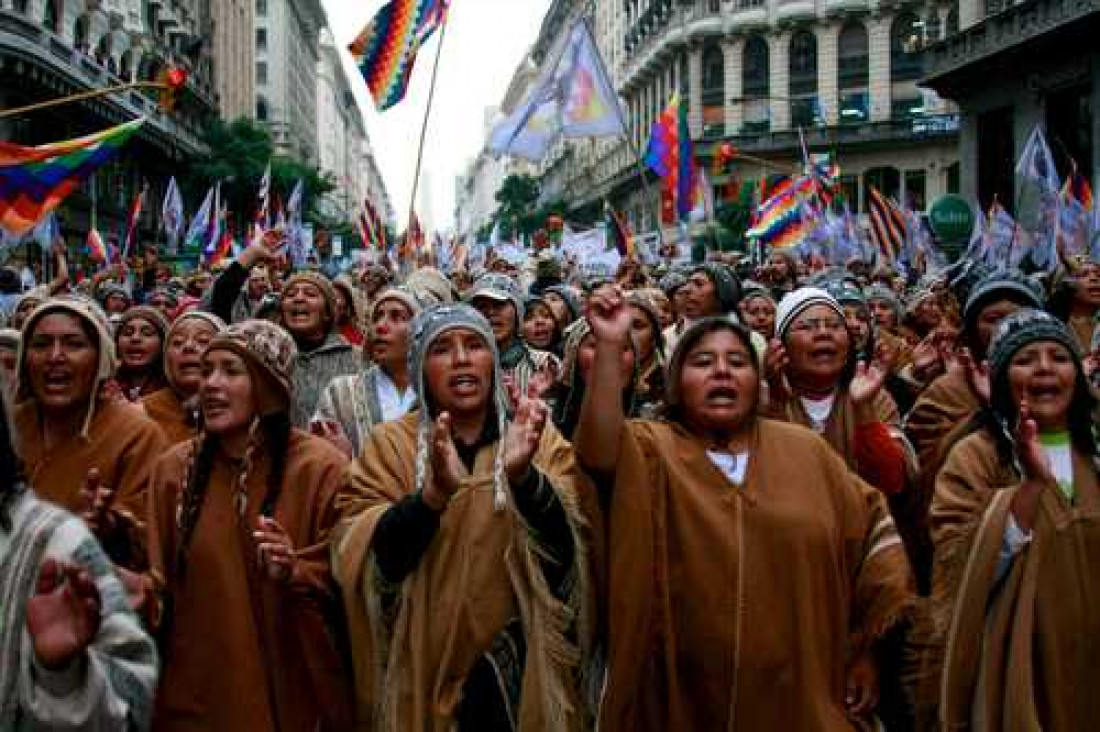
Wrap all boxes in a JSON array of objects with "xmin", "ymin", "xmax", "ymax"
[
  {"xmin": 931, "ymin": 430, "xmax": 1100, "ymax": 730},
  {"xmin": 597, "ymin": 418, "xmax": 914, "ymax": 730},
  {"xmin": 332, "ymin": 412, "xmax": 594, "ymax": 732},
  {"xmin": 142, "ymin": 388, "xmax": 195, "ymax": 445}
]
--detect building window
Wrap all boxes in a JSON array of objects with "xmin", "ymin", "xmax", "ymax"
[
  {"xmin": 904, "ymin": 170, "xmax": 927, "ymax": 210},
  {"xmin": 43, "ymin": 0, "xmax": 60, "ymax": 32},
  {"xmin": 789, "ymin": 30, "xmax": 818, "ymax": 126},
  {"xmin": 838, "ymin": 22, "xmax": 868, "ymax": 91},
  {"xmin": 256, "ymin": 61, "xmax": 267, "ymax": 84},
  {"xmin": 701, "ymin": 42, "xmax": 725, "ymax": 138},
  {"xmin": 890, "ymin": 13, "xmax": 924, "ymax": 82},
  {"xmin": 742, "ymin": 35, "xmax": 770, "ymax": 132},
  {"xmin": 256, "ymin": 28, "xmax": 267, "ymax": 51},
  {"xmin": 257, "ymin": 0, "xmax": 267, "ymax": 16},
  {"xmin": 840, "ymin": 92, "xmax": 869, "ymax": 123},
  {"xmin": 257, "ymin": 97, "xmax": 269, "ymax": 121},
  {"xmin": 865, "ymin": 166, "xmax": 902, "ymax": 202},
  {"xmin": 891, "ymin": 96, "xmax": 924, "ymax": 120}
]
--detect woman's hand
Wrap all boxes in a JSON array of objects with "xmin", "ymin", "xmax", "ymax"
[
  {"xmin": 26, "ymin": 560, "xmax": 101, "ymax": 671},
  {"xmin": 764, "ymin": 338, "xmax": 790, "ymax": 401},
  {"xmin": 423, "ymin": 412, "xmax": 468, "ymax": 511},
  {"xmin": 503, "ymin": 398, "xmax": 549, "ymax": 486},
  {"xmin": 845, "ymin": 650, "xmax": 880, "ymax": 717},
  {"xmin": 253, "ymin": 516, "xmax": 297, "ymax": 583},
  {"xmin": 79, "ymin": 469, "xmax": 116, "ymax": 537},
  {"xmin": 585, "ymin": 284, "xmax": 633, "ymax": 346},
  {"xmin": 850, "ymin": 358, "xmax": 888, "ymax": 409}
]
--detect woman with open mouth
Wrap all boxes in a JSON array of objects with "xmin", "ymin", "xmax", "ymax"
[
  {"xmin": 114, "ymin": 305, "xmax": 170, "ymax": 402},
  {"xmin": 11, "ymin": 298, "xmax": 168, "ymax": 570},
  {"xmin": 144, "ymin": 319, "xmax": 352, "ymax": 731},
  {"xmin": 334, "ymin": 304, "xmax": 593, "ymax": 730},
  {"xmin": 575, "ymin": 283, "xmax": 913, "ymax": 730},
  {"xmin": 931, "ymin": 309, "xmax": 1100, "ymax": 730},
  {"xmin": 142, "ymin": 311, "xmax": 226, "ymax": 444}
]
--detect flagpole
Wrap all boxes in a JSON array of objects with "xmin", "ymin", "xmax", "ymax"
[{"xmin": 405, "ymin": 7, "xmax": 453, "ymax": 267}]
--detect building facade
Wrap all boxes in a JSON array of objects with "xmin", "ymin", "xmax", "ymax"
[
  {"xmin": 923, "ymin": 0, "xmax": 1099, "ymax": 212},
  {"xmin": 254, "ymin": 0, "xmax": 325, "ymax": 164},
  {"xmin": 209, "ymin": 0, "xmax": 254, "ymax": 121},
  {"xmin": 0, "ymin": 0, "xmax": 217, "ymax": 249}
]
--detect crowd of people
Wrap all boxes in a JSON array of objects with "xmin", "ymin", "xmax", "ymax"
[{"xmin": 0, "ymin": 236, "xmax": 1098, "ymax": 731}]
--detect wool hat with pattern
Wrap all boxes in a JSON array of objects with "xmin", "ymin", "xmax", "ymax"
[
  {"xmin": 774, "ymin": 287, "xmax": 846, "ymax": 341},
  {"xmin": 205, "ymin": 319, "xmax": 298, "ymax": 417}
]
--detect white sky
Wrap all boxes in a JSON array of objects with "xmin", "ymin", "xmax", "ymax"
[{"xmin": 320, "ymin": 0, "xmax": 553, "ymax": 231}]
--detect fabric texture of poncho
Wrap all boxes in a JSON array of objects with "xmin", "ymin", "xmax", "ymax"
[
  {"xmin": 930, "ymin": 430, "xmax": 1100, "ymax": 730},
  {"xmin": 332, "ymin": 412, "xmax": 595, "ymax": 732},
  {"xmin": 595, "ymin": 418, "xmax": 914, "ymax": 731}
]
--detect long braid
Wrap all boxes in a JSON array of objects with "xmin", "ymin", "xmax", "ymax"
[
  {"xmin": 259, "ymin": 413, "xmax": 292, "ymax": 516},
  {"xmin": 176, "ymin": 434, "xmax": 218, "ymax": 578}
]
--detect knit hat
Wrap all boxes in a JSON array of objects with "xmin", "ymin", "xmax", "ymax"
[
  {"xmin": 468, "ymin": 273, "xmax": 525, "ymax": 321},
  {"xmin": 963, "ymin": 271, "xmax": 1044, "ymax": 324},
  {"xmin": 775, "ymin": 287, "xmax": 846, "ymax": 341},
  {"xmin": 370, "ymin": 286, "xmax": 424, "ymax": 322},
  {"xmin": 117, "ymin": 305, "xmax": 170, "ymax": 343},
  {"xmin": 740, "ymin": 281, "xmax": 775, "ymax": 304},
  {"xmin": 98, "ymin": 282, "xmax": 131, "ymax": 307},
  {"xmin": 405, "ymin": 267, "xmax": 456, "ymax": 307},
  {"xmin": 866, "ymin": 285, "xmax": 903, "ymax": 322},
  {"xmin": 407, "ymin": 303, "xmax": 510, "ymax": 511},
  {"xmin": 543, "ymin": 285, "xmax": 581, "ymax": 325},
  {"xmin": 283, "ymin": 271, "xmax": 338, "ymax": 321},
  {"xmin": 17, "ymin": 297, "xmax": 116, "ymax": 437},
  {"xmin": 825, "ymin": 282, "xmax": 868, "ymax": 318},
  {"xmin": 205, "ymin": 319, "xmax": 298, "ymax": 417},
  {"xmin": 659, "ymin": 270, "xmax": 688, "ymax": 297},
  {"xmin": 692, "ymin": 262, "xmax": 741, "ymax": 314},
  {"xmin": 988, "ymin": 309, "xmax": 1081, "ymax": 390},
  {"xmin": 535, "ymin": 251, "xmax": 562, "ymax": 280}
]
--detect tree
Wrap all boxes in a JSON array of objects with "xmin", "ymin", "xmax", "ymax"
[
  {"xmin": 183, "ymin": 118, "xmax": 335, "ymax": 233},
  {"xmin": 714, "ymin": 184, "xmax": 756, "ymax": 252},
  {"xmin": 493, "ymin": 174, "xmax": 541, "ymax": 238}
]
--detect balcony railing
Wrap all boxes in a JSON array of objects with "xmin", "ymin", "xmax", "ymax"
[{"xmin": 727, "ymin": 114, "xmax": 960, "ymax": 153}]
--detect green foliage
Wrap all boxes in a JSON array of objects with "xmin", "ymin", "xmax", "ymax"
[
  {"xmin": 714, "ymin": 184, "xmax": 756, "ymax": 251},
  {"xmin": 182, "ymin": 117, "xmax": 335, "ymax": 232},
  {"xmin": 492, "ymin": 174, "xmax": 541, "ymax": 237}
]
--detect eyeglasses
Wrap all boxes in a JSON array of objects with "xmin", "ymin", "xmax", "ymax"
[{"xmin": 789, "ymin": 317, "xmax": 846, "ymax": 334}]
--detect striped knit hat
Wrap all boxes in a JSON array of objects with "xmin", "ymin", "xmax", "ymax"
[
  {"xmin": 205, "ymin": 319, "xmax": 297, "ymax": 417},
  {"xmin": 775, "ymin": 287, "xmax": 846, "ymax": 341}
]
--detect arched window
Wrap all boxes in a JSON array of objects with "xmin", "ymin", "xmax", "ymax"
[
  {"xmin": 13, "ymin": 0, "xmax": 29, "ymax": 14},
  {"xmin": 789, "ymin": 30, "xmax": 818, "ymax": 126},
  {"xmin": 838, "ymin": 21, "xmax": 869, "ymax": 123},
  {"xmin": 74, "ymin": 15, "xmax": 89, "ymax": 50},
  {"xmin": 890, "ymin": 13, "xmax": 923, "ymax": 82},
  {"xmin": 947, "ymin": 6, "xmax": 959, "ymax": 35},
  {"xmin": 701, "ymin": 42, "xmax": 725, "ymax": 138},
  {"xmin": 742, "ymin": 35, "xmax": 769, "ymax": 131},
  {"xmin": 120, "ymin": 50, "xmax": 134, "ymax": 81}
]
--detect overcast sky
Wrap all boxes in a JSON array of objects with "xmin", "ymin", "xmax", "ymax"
[{"xmin": 320, "ymin": 0, "xmax": 552, "ymax": 231}]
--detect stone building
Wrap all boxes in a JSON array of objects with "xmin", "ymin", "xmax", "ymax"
[{"xmin": 209, "ymin": 0, "xmax": 254, "ymax": 121}]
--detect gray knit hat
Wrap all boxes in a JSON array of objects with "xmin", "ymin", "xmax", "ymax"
[
  {"xmin": 988, "ymin": 309, "xmax": 1081, "ymax": 391},
  {"xmin": 407, "ymin": 303, "xmax": 510, "ymax": 511},
  {"xmin": 775, "ymin": 287, "xmax": 846, "ymax": 341},
  {"xmin": 865, "ymin": 285, "xmax": 903, "ymax": 321},
  {"xmin": 963, "ymin": 271, "xmax": 1045, "ymax": 323},
  {"xmin": 468, "ymin": 273, "xmax": 525, "ymax": 322}
]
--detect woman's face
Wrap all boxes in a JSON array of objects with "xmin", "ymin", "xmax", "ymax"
[
  {"xmin": 1072, "ymin": 264, "xmax": 1100, "ymax": 308},
  {"xmin": 334, "ymin": 287, "xmax": 352, "ymax": 325},
  {"xmin": 25, "ymin": 313, "xmax": 99, "ymax": 414},
  {"xmin": 424, "ymin": 328, "xmax": 495, "ymax": 419},
  {"xmin": 117, "ymin": 317, "xmax": 162, "ymax": 370},
  {"xmin": 576, "ymin": 333, "xmax": 634, "ymax": 385},
  {"xmin": 914, "ymin": 298, "xmax": 943, "ymax": 329},
  {"xmin": 281, "ymin": 282, "xmax": 328, "ymax": 339},
  {"xmin": 166, "ymin": 319, "xmax": 218, "ymax": 395},
  {"xmin": 630, "ymin": 305, "xmax": 657, "ymax": 363},
  {"xmin": 523, "ymin": 302, "xmax": 558, "ymax": 351},
  {"xmin": 370, "ymin": 299, "xmax": 414, "ymax": 370},
  {"xmin": 739, "ymin": 296, "xmax": 776, "ymax": 338},
  {"xmin": 654, "ymin": 297, "xmax": 674, "ymax": 330},
  {"xmin": 868, "ymin": 298, "xmax": 898, "ymax": 331},
  {"xmin": 103, "ymin": 294, "xmax": 129, "ymax": 315},
  {"xmin": 543, "ymin": 292, "xmax": 571, "ymax": 327},
  {"xmin": 976, "ymin": 299, "xmax": 1023, "ymax": 356},
  {"xmin": 842, "ymin": 304, "xmax": 872, "ymax": 353},
  {"xmin": 200, "ymin": 349, "xmax": 255, "ymax": 436},
  {"xmin": 471, "ymin": 297, "xmax": 517, "ymax": 346},
  {"xmin": 1007, "ymin": 341, "xmax": 1077, "ymax": 431},
  {"xmin": 679, "ymin": 329, "xmax": 759, "ymax": 433},
  {"xmin": 785, "ymin": 304, "xmax": 850, "ymax": 389},
  {"xmin": 682, "ymin": 273, "xmax": 719, "ymax": 320}
]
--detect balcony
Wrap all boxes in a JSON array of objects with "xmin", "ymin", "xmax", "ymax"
[
  {"xmin": 774, "ymin": 0, "xmax": 817, "ymax": 23},
  {"xmin": 822, "ymin": 0, "xmax": 869, "ymax": 14},
  {"xmin": 727, "ymin": 114, "xmax": 960, "ymax": 154}
]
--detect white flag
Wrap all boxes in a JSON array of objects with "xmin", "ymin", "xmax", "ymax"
[{"xmin": 161, "ymin": 176, "xmax": 184, "ymax": 239}]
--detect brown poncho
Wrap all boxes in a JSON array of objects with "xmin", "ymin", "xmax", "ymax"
[
  {"xmin": 147, "ymin": 430, "xmax": 351, "ymax": 732},
  {"xmin": 332, "ymin": 412, "xmax": 594, "ymax": 732},
  {"xmin": 597, "ymin": 418, "xmax": 914, "ymax": 730},
  {"xmin": 930, "ymin": 430, "xmax": 1100, "ymax": 730},
  {"xmin": 13, "ymin": 397, "xmax": 167, "ymax": 567},
  {"xmin": 142, "ymin": 388, "xmax": 196, "ymax": 445}
]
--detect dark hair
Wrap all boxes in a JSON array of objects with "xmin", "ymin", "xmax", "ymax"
[
  {"xmin": 0, "ymin": 391, "xmax": 26, "ymax": 531},
  {"xmin": 665, "ymin": 318, "xmax": 759, "ymax": 426},
  {"xmin": 174, "ymin": 412, "xmax": 293, "ymax": 578}
]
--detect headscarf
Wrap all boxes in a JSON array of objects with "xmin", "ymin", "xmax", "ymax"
[{"xmin": 406, "ymin": 304, "xmax": 510, "ymax": 510}]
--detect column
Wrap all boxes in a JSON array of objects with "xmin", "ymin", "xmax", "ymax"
[
  {"xmin": 1093, "ymin": 53, "xmax": 1100, "ymax": 189},
  {"xmin": 769, "ymin": 29, "xmax": 791, "ymax": 131},
  {"xmin": 958, "ymin": 0, "xmax": 982, "ymax": 31},
  {"xmin": 689, "ymin": 41, "xmax": 704, "ymax": 138},
  {"xmin": 724, "ymin": 35, "xmax": 744, "ymax": 135},
  {"xmin": 867, "ymin": 16, "xmax": 891, "ymax": 123},
  {"xmin": 817, "ymin": 23, "xmax": 840, "ymax": 126}
]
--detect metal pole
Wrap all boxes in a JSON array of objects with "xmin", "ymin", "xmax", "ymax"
[{"xmin": 0, "ymin": 81, "xmax": 168, "ymax": 119}]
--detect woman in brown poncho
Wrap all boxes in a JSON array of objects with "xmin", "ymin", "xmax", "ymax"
[
  {"xmin": 145, "ymin": 319, "xmax": 352, "ymax": 731},
  {"xmin": 576, "ymin": 284, "xmax": 914, "ymax": 730},
  {"xmin": 332, "ymin": 303, "xmax": 593, "ymax": 731},
  {"xmin": 931, "ymin": 310, "xmax": 1100, "ymax": 730}
]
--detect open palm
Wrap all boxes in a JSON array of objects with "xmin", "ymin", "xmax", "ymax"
[{"xmin": 26, "ymin": 560, "xmax": 101, "ymax": 671}]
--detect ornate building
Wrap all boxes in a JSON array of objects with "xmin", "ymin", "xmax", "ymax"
[
  {"xmin": 0, "ymin": 0, "xmax": 217, "ymax": 247},
  {"xmin": 209, "ymin": 0, "xmax": 254, "ymax": 121}
]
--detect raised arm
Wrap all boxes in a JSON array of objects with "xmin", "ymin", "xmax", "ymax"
[{"xmin": 574, "ymin": 284, "xmax": 633, "ymax": 475}]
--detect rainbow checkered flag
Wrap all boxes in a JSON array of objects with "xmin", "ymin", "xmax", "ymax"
[{"xmin": 349, "ymin": 0, "xmax": 449, "ymax": 111}]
